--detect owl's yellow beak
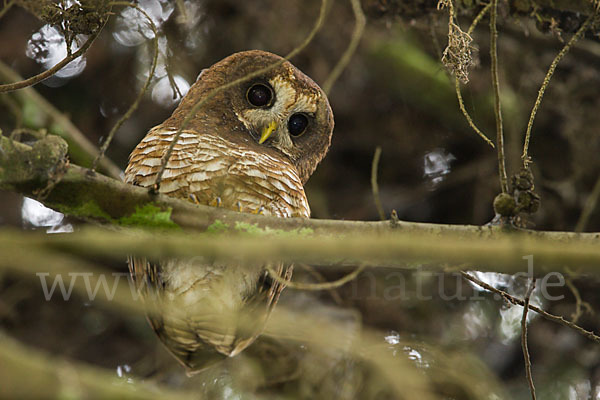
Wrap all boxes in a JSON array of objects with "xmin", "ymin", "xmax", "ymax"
[{"xmin": 259, "ymin": 121, "xmax": 278, "ymax": 144}]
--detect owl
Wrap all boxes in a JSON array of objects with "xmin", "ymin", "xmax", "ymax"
[{"xmin": 124, "ymin": 50, "xmax": 334, "ymax": 373}]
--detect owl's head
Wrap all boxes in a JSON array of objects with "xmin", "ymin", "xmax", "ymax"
[{"xmin": 164, "ymin": 50, "xmax": 334, "ymax": 184}]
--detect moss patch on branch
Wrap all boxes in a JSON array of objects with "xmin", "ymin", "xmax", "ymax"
[{"xmin": 119, "ymin": 204, "xmax": 180, "ymax": 230}]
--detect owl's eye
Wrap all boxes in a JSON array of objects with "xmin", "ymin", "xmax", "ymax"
[
  {"xmin": 288, "ymin": 113, "xmax": 309, "ymax": 137},
  {"xmin": 246, "ymin": 84, "xmax": 273, "ymax": 107}
]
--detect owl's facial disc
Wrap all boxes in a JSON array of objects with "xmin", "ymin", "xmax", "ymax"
[
  {"xmin": 162, "ymin": 50, "xmax": 333, "ymax": 184},
  {"xmin": 238, "ymin": 73, "xmax": 319, "ymax": 158}
]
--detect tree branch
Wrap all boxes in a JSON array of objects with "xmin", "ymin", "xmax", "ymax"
[
  {"xmin": 461, "ymin": 272, "xmax": 600, "ymax": 343},
  {"xmin": 1, "ymin": 134, "xmax": 599, "ymax": 274},
  {"xmin": 0, "ymin": 333, "xmax": 195, "ymax": 399}
]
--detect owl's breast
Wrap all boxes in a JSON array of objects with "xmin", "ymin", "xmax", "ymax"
[{"xmin": 125, "ymin": 127, "xmax": 310, "ymax": 218}]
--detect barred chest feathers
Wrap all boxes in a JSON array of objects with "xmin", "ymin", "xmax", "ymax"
[{"xmin": 124, "ymin": 126, "xmax": 311, "ymax": 218}]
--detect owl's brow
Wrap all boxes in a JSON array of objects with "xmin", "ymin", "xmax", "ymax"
[{"xmin": 153, "ymin": 0, "xmax": 330, "ymax": 191}]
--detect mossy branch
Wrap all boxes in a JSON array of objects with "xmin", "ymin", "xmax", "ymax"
[{"xmin": 1, "ymin": 133, "xmax": 599, "ymax": 245}]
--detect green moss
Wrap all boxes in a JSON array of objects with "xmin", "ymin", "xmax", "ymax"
[
  {"xmin": 493, "ymin": 193, "xmax": 516, "ymax": 217},
  {"xmin": 58, "ymin": 200, "xmax": 113, "ymax": 223},
  {"xmin": 207, "ymin": 219, "xmax": 229, "ymax": 234},
  {"xmin": 118, "ymin": 204, "xmax": 180, "ymax": 230},
  {"xmin": 234, "ymin": 221, "xmax": 264, "ymax": 235}
]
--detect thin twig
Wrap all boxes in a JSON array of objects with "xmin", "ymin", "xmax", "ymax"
[
  {"xmin": 565, "ymin": 277, "xmax": 593, "ymax": 323},
  {"xmin": 489, "ymin": 0, "xmax": 508, "ymax": 193},
  {"xmin": 521, "ymin": 13, "xmax": 595, "ymax": 169},
  {"xmin": 467, "ymin": 2, "xmax": 492, "ymax": 36},
  {"xmin": 460, "ymin": 272, "xmax": 600, "ymax": 344},
  {"xmin": 267, "ymin": 264, "xmax": 366, "ymax": 291},
  {"xmin": 166, "ymin": 56, "xmax": 184, "ymax": 100},
  {"xmin": 455, "ymin": 78, "xmax": 494, "ymax": 148},
  {"xmin": 153, "ymin": 0, "xmax": 330, "ymax": 190},
  {"xmin": 371, "ymin": 146, "xmax": 385, "ymax": 220},
  {"xmin": 92, "ymin": 2, "xmax": 159, "ymax": 172},
  {"xmin": 575, "ymin": 173, "xmax": 600, "ymax": 232},
  {"xmin": 521, "ymin": 278, "xmax": 537, "ymax": 400},
  {"xmin": 298, "ymin": 263, "xmax": 345, "ymax": 304},
  {"xmin": 453, "ymin": 2, "xmax": 495, "ymax": 148},
  {"xmin": 566, "ymin": 277, "xmax": 583, "ymax": 323},
  {"xmin": 0, "ymin": 18, "xmax": 107, "ymax": 93},
  {"xmin": 322, "ymin": 0, "xmax": 366, "ymax": 93}
]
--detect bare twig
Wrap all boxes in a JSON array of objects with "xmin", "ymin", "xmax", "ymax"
[
  {"xmin": 371, "ymin": 146, "xmax": 385, "ymax": 220},
  {"xmin": 521, "ymin": 278, "xmax": 537, "ymax": 400},
  {"xmin": 460, "ymin": 272, "xmax": 600, "ymax": 344},
  {"xmin": 575, "ymin": 173, "xmax": 600, "ymax": 232},
  {"xmin": 565, "ymin": 277, "xmax": 593, "ymax": 323},
  {"xmin": 267, "ymin": 264, "xmax": 366, "ymax": 291},
  {"xmin": 92, "ymin": 2, "xmax": 159, "ymax": 172},
  {"xmin": 154, "ymin": 0, "xmax": 330, "ymax": 189},
  {"xmin": 454, "ymin": 78, "xmax": 495, "ymax": 148},
  {"xmin": 522, "ymin": 13, "xmax": 596, "ymax": 169},
  {"xmin": 0, "ymin": 18, "xmax": 107, "ymax": 93},
  {"xmin": 298, "ymin": 263, "xmax": 345, "ymax": 304},
  {"xmin": 467, "ymin": 2, "xmax": 492, "ymax": 36},
  {"xmin": 489, "ymin": 0, "xmax": 508, "ymax": 193},
  {"xmin": 322, "ymin": 0, "xmax": 366, "ymax": 93},
  {"xmin": 453, "ymin": 2, "xmax": 495, "ymax": 148}
]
